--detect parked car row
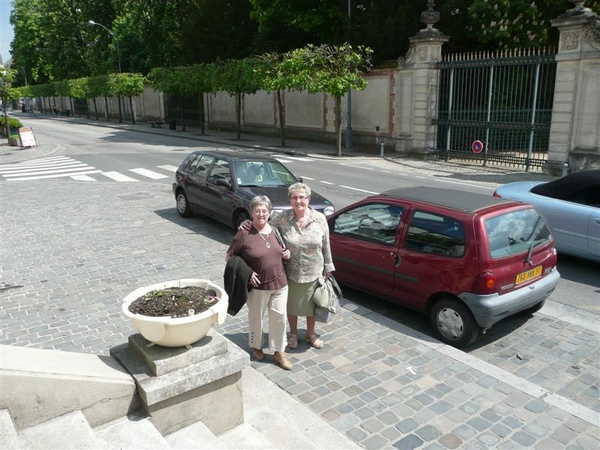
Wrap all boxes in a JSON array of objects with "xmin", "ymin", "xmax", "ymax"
[{"xmin": 173, "ymin": 150, "xmax": 598, "ymax": 348}]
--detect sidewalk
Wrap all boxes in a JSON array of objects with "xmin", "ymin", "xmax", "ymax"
[{"xmin": 2, "ymin": 113, "xmax": 595, "ymax": 450}]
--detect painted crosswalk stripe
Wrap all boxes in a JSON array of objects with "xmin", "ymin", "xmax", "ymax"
[
  {"xmin": 157, "ymin": 165, "xmax": 178, "ymax": 172},
  {"xmin": 71, "ymin": 175, "xmax": 98, "ymax": 181},
  {"xmin": 0, "ymin": 163, "xmax": 88, "ymax": 174},
  {"xmin": 102, "ymin": 171, "xmax": 139, "ymax": 182},
  {"xmin": 128, "ymin": 168, "xmax": 169, "ymax": 179},
  {"xmin": 7, "ymin": 170, "xmax": 103, "ymax": 181},
  {"xmin": 2, "ymin": 165, "xmax": 98, "ymax": 178}
]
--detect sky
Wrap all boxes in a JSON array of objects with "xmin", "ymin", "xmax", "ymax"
[{"xmin": 1, "ymin": 0, "xmax": 13, "ymax": 64}]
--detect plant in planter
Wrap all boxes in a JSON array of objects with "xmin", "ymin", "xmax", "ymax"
[{"xmin": 121, "ymin": 279, "xmax": 229, "ymax": 347}]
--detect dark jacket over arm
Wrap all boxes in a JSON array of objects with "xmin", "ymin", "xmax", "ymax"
[{"xmin": 223, "ymin": 256, "xmax": 253, "ymax": 316}]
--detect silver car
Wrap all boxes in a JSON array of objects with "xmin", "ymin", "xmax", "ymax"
[{"xmin": 493, "ymin": 170, "xmax": 600, "ymax": 262}]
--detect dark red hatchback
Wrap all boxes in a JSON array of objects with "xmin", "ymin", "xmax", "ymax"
[{"xmin": 328, "ymin": 186, "xmax": 560, "ymax": 348}]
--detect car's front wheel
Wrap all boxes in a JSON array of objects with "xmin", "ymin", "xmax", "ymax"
[
  {"xmin": 431, "ymin": 298, "xmax": 479, "ymax": 348},
  {"xmin": 235, "ymin": 211, "xmax": 250, "ymax": 229},
  {"xmin": 176, "ymin": 190, "xmax": 192, "ymax": 217}
]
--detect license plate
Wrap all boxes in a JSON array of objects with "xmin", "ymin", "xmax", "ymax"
[{"xmin": 515, "ymin": 266, "xmax": 543, "ymax": 285}]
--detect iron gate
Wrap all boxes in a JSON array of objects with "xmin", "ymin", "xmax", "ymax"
[{"xmin": 433, "ymin": 49, "xmax": 557, "ymax": 171}]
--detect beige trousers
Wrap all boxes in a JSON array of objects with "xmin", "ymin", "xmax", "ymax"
[{"xmin": 247, "ymin": 285, "xmax": 288, "ymax": 352}]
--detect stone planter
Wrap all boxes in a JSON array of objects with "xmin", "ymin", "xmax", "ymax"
[{"xmin": 121, "ymin": 279, "xmax": 228, "ymax": 347}]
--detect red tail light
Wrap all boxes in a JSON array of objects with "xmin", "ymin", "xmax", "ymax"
[
  {"xmin": 492, "ymin": 190, "xmax": 502, "ymax": 198},
  {"xmin": 472, "ymin": 271, "xmax": 498, "ymax": 294}
]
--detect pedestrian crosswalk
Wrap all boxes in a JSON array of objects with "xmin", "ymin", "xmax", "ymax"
[
  {"xmin": 0, "ymin": 156, "xmax": 178, "ymax": 182},
  {"xmin": 0, "ymin": 155, "xmax": 309, "ymax": 183}
]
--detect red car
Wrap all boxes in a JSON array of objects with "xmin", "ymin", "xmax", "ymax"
[{"xmin": 328, "ymin": 186, "xmax": 560, "ymax": 348}]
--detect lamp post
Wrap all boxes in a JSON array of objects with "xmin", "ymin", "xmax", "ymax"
[
  {"xmin": 89, "ymin": 20, "xmax": 123, "ymax": 122},
  {"xmin": 88, "ymin": 20, "xmax": 121, "ymax": 73},
  {"xmin": 345, "ymin": 0, "xmax": 353, "ymax": 151}
]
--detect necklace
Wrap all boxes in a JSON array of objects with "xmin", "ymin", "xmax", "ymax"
[{"xmin": 259, "ymin": 231, "xmax": 271, "ymax": 248}]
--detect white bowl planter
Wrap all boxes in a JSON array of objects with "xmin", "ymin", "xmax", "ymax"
[{"xmin": 121, "ymin": 279, "xmax": 229, "ymax": 347}]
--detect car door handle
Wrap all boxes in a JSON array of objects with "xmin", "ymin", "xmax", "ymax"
[{"xmin": 394, "ymin": 254, "xmax": 401, "ymax": 267}]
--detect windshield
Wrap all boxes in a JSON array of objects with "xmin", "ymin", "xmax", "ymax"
[
  {"xmin": 234, "ymin": 160, "xmax": 298, "ymax": 187},
  {"xmin": 485, "ymin": 208, "xmax": 551, "ymax": 258}
]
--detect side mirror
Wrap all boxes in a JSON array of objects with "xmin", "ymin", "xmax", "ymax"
[{"xmin": 215, "ymin": 178, "xmax": 232, "ymax": 189}]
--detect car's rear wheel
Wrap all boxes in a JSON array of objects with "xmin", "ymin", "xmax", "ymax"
[
  {"xmin": 176, "ymin": 190, "xmax": 192, "ymax": 217},
  {"xmin": 235, "ymin": 211, "xmax": 250, "ymax": 229},
  {"xmin": 431, "ymin": 298, "xmax": 479, "ymax": 348}
]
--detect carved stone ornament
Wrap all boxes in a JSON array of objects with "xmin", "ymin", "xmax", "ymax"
[
  {"xmin": 417, "ymin": 47, "xmax": 428, "ymax": 62},
  {"xmin": 421, "ymin": 0, "xmax": 440, "ymax": 29},
  {"xmin": 561, "ymin": 31, "xmax": 580, "ymax": 50}
]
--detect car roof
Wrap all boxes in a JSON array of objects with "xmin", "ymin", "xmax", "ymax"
[
  {"xmin": 189, "ymin": 150, "xmax": 276, "ymax": 162},
  {"xmin": 380, "ymin": 186, "xmax": 515, "ymax": 213},
  {"xmin": 531, "ymin": 169, "xmax": 600, "ymax": 199}
]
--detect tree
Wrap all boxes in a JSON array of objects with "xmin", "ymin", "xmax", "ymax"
[
  {"xmin": 109, "ymin": 73, "xmax": 146, "ymax": 124},
  {"xmin": 213, "ymin": 58, "xmax": 262, "ymax": 140},
  {"xmin": 256, "ymin": 52, "xmax": 289, "ymax": 147},
  {"xmin": 467, "ymin": 0, "xmax": 600, "ymax": 49},
  {"xmin": 284, "ymin": 44, "xmax": 372, "ymax": 157},
  {"xmin": 0, "ymin": 66, "xmax": 17, "ymax": 139}
]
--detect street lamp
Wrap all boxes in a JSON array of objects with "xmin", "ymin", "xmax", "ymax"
[
  {"xmin": 346, "ymin": 0, "xmax": 353, "ymax": 151},
  {"xmin": 88, "ymin": 20, "xmax": 121, "ymax": 73}
]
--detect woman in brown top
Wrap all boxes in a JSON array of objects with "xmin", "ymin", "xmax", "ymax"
[{"xmin": 226, "ymin": 195, "xmax": 292, "ymax": 370}]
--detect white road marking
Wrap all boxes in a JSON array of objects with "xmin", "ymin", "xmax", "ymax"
[
  {"xmin": 2, "ymin": 165, "xmax": 97, "ymax": 177},
  {"xmin": 0, "ymin": 163, "xmax": 89, "ymax": 174},
  {"xmin": 71, "ymin": 175, "xmax": 97, "ymax": 181},
  {"xmin": 7, "ymin": 170, "xmax": 103, "ymax": 181},
  {"xmin": 102, "ymin": 171, "xmax": 139, "ymax": 182},
  {"xmin": 320, "ymin": 181, "xmax": 334, "ymax": 185},
  {"xmin": 157, "ymin": 165, "xmax": 178, "ymax": 172},
  {"xmin": 339, "ymin": 185, "xmax": 378, "ymax": 194},
  {"xmin": 128, "ymin": 168, "xmax": 169, "ymax": 179},
  {"xmin": 284, "ymin": 156, "xmax": 313, "ymax": 162}
]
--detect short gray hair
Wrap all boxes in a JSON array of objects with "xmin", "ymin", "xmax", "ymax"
[
  {"xmin": 288, "ymin": 182, "xmax": 311, "ymax": 199},
  {"xmin": 249, "ymin": 195, "xmax": 272, "ymax": 212}
]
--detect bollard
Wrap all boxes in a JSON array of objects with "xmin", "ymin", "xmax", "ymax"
[
  {"xmin": 562, "ymin": 163, "xmax": 569, "ymax": 177},
  {"xmin": 380, "ymin": 142, "xmax": 384, "ymax": 157}
]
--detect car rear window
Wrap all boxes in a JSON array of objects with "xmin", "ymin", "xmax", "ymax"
[{"xmin": 485, "ymin": 208, "xmax": 552, "ymax": 258}]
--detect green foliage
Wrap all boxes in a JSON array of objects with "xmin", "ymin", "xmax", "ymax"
[
  {"xmin": 109, "ymin": 73, "xmax": 146, "ymax": 97},
  {"xmin": 0, "ymin": 116, "xmax": 23, "ymax": 130},
  {"xmin": 213, "ymin": 58, "xmax": 262, "ymax": 98},
  {"xmin": 467, "ymin": 0, "xmax": 600, "ymax": 48}
]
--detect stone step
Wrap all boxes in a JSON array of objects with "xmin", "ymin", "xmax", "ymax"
[
  {"xmin": 18, "ymin": 410, "xmax": 102, "ymax": 449},
  {"xmin": 0, "ymin": 409, "xmax": 20, "ymax": 450},
  {"xmin": 165, "ymin": 420, "xmax": 225, "ymax": 449},
  {"xmin": 94, "ymin": 414, "xmax": 171, "ymax": 449}
]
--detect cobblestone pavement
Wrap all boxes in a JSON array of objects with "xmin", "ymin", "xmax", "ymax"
[{"xmin": 1, "ymin": 176, "xmax": 598, "ymax": 449}]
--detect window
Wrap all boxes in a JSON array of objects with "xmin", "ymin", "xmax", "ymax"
[
  {"xmin": 189, "ymin": 155, "xmax": 214, "ymax": 178},
  {"xmin": 405, "ymin": 211, "xmax": 465, "ymax": 257},
  {"xmin": 333, "ymin": 203, "xmax": 403, "ymax": 245},
  {"xmin": 485, "ymin": 208, "xmax": 551, "ymax": 258},
  {"xmin": 207, "ymin": 159, "xmax": 231, "ymax": 184}
]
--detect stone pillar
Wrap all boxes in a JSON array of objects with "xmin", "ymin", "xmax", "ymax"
[
  {"xmin": 111, "ymin": 329, "xmax": 249, "ymax": 436},
  {"xmin": 547, "ymin": 1, "xmax": 600, "ymax": 174},
  {"xmin": 395, "ymin": 1, "xmax": 448, "ymax": 156}
]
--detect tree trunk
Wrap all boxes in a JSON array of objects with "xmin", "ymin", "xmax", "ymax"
[
  {"xmin": 335, "ymin": 96, "xmax": 342, "ymax": 157},
  {"xmin": 277, "ymin": 89, "xmax": 286, "ymax": 147},
  {"xmin": 93, "ymin": 98, "xmax": 99, "ymax": 120},
  {"xmin": 70, "ymin": 98, "xmax": 75, "ymax": 117},
  {"xmin": 129, "ymin": 96, "xmax": 135, "ymax": 124},
  {"xmin": 199, "ymin": 93, "xmax": 205, "ymax": 135},
  {"xmin": 236, "ymin": 93, "xmax": 241, "ymax": 140},
  {"xmin": 180, "ymin": 97, "xmax": 186, "ymax": 131},
  {"xmin": 118, "ymin": 96, "xmax": 123, "ymax": 123},
  {"xmin": 104, "ymin": 96, "xmax": 110, "ymax": 122}
]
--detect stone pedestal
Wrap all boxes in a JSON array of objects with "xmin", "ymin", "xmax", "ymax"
[{"xmin": 111, "ymin": 329, "xmax": 249, "ymax": 435}]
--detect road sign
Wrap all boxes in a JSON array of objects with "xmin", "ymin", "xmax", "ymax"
[
  {"xmin": 471, "ymin": 140, "xmax": 484, "ymax": 154},
  {"xmin": 18, "ymin": 127, "xmax": 37, "ymax": 148}
]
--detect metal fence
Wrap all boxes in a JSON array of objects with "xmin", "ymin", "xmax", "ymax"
[{"xmin": 433, "ymin": 49, "xmax": 557, "ymax": 171}]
